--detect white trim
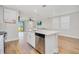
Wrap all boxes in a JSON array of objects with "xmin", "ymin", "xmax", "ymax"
[
  {"xmin": 5, "ymin": 38, "xmax": 19, "ymax": 42},
  {"xmin": 59, "ymin": 33, "xmax": 79, "ymax": 39}
]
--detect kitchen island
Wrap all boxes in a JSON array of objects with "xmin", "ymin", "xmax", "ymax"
[{"xmin": 27, "ymin": 29, "xmax": 59, "ymax": 54}]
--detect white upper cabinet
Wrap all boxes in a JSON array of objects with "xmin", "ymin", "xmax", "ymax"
[
  {"xmin": 0, "ymin": 7, "xmax": 3, "ymax": 23},
  {"xmin": 4, "ymin": 8, "xmax": 17, "ymax": 23}
]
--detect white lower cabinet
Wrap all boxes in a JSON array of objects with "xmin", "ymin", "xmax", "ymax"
[
  {"xmin": 45, "ymin": 34, "xmax": 58, "ymax": 54},
  {"xmin": 27, "ymin": 31, "xmax": 35, "ymax": 48},
  {"xmin": 0, "ymin": 35, "xmax": 4, "ymax": 54}
]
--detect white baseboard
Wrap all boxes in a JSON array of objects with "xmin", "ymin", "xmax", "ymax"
[
  {"xmin": 5, "ymin": 38, "xmax": 19, "ymax": 42},
  {"xmin": 59, "ymin": 34, "xmax": 79, "ymax": 39}
]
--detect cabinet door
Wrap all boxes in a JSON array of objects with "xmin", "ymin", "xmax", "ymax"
[
  {"xmin": 27, "ymin": 32, "xmax": 35, "ymax": 48},
  {"xmin": 0, "ymin": 35, "xmax": 4, "ymax": 54},
  {"xmin": 0, "ymin": 7, "xmax": 3, "ymax": 23}
]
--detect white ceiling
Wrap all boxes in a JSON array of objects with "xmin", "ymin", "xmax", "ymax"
[{"xmin": 3, "ymin": 5, "xmax": 79, "ymax": 19}]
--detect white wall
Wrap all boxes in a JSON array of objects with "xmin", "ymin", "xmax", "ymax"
[
  {"xmin": 0, "ymin": 23, "xmax": 5, "ymax": 31},
  {"xmin": 66, "ymin": 12, "xmax": 79, "ymax": 37},
  {"xmin": 32, "ymin": 17, "xmax": 53, "ymax": 30},
  {"xmin": 39, "ymin": 10, "xmax": 79, "ymax": 39},
  {"xmin": 0, "ymin": 6, "xmax": 4, "ymax": 31},
  {"xmin": 5, "ymin": 23, "xmax": 18, "ymax": 41},
  {"xmin": 0, "ymin": 6, "xmax": 18, "ymax": 42},
  {"xmin": 0, "ymin": 23, "xmax": 18, "ymax": 42},
  {"xmin": 51, "ymin": 12, "xmax": 79, "ymax": 38}
]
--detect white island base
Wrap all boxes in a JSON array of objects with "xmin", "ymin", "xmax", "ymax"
[
  {"xmin": 45, "ymin": 34, "xmax": 58, "ymax": 54},
  {"xmin": 27, "ymin": 29, "xmax": 59, "ymax": 54}
]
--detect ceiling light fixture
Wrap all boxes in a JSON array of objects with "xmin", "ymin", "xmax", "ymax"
[{"xmin": 42, "ymin": 5, "xmax": 47, "ymax": 7}]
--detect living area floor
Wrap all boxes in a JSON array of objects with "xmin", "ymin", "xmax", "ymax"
[{"xmin": 4, "ymin": 36, "xmax": 79, "ymax": 54}]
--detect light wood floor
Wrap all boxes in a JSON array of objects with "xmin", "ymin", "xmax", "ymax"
[
  {"xmin": 5, "ymin": 40, "xmax": 39, "ymax": 54},
  {"xmin": 5, "ymin": 40, "xmax": 20, "ymax": 54},
  {"xmin": 59, "ymin": 36, "xmax": 79, "ymax": 54},
  {"xmin": 5, "ymin": 36, "xmax": 79, "ymax": 54}
]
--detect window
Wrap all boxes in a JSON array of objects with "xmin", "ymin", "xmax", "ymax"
[
  {"xmin": 52, "ymin": 15, "xmax": 70, "ymax": 30},
  {"xmin": 60, "ymin": 15, "xmax": 70, "ymax": 30},
  {"xmin": 4, "ymin": 8, "xmax": 17, "ymax": 23}
]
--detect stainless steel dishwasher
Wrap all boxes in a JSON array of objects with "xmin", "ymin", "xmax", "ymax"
[{"xmin": 35, "ymin": 33, "xmax": 45, "ymax": 54}]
